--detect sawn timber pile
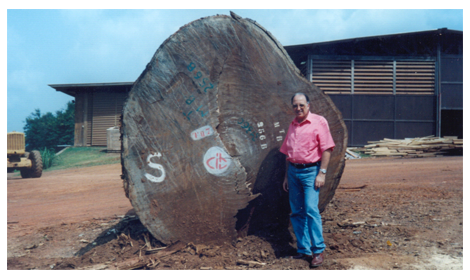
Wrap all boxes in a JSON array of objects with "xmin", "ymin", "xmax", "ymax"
[{"xmin": 352, "ymin": 136, "xmax": 463, "ymax": 158}]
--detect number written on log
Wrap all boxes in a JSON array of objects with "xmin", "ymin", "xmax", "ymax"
[
  {"xmin": 182, "ymin": 62, "xmax": 214, "ymax": 121},
  {"xmin": 203, "ymin": 147, "xmax": 232, "ymax": 176},
  {"xmin": 187, "ymin": 62, "xmax": 214, "ymax": 93},
  {"xmin": 191, "ymin": 125, "xmax": 214, "ymax": 140},
  {"xmin": 257, "ymin": 122, "xmax": 268, "ymax": 149},
  {"xmin": 238, "ymin": 118, "xmax": 259, "ymax": 142},
  {"xmin": 144, "ymin": 152, "xmax": 166, "ymax": 183}
]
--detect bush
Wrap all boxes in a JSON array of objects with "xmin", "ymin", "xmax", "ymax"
[{"xmin": 40, "ymin": 147, "xmax": 57, "ymax": 170}]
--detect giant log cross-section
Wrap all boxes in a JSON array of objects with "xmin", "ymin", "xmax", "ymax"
[{"xmin": 121, "ymin": 12, "xmax": 347, "ymax": 245}]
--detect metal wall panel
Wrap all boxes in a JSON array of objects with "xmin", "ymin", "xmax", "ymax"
[
  {"xmin": 327, "ymin": 95, "xmax": 352, "ymax": 119},
  {"xmin": 395, "ymin": 95, "xmax": 435, "ymax": 120},
  {"xmin": 441, "ymin": 84, "xmax": 463, "ymax": 109},
  {"xmin": 352, "ymin": 121, "xmax": 395, "ymax": 146},
  {"xmin": 353, "ymin": 95, "xmax": 394, "ymax": 120},
  {"xmin": 354, "ymin": 60, "xmax": 394, "ymax": 94},
  {"xmin": 91, "ymin": 92, "xmax": 128, "ymax": 146},
  {"xmin": 395, "ymin": 122, "xmax": 436, "ymax": 139},
  {"xmin": 440, "ymin": 56, "xmax": 463, "ymax": 110},
  {"xmin": 311, "ymin": 60, "xmax": 351, "ymax": 94},
  {"xmin": 395, "ymin": 61, "xmax": 435, "ymax": 94},
  {"xmin": 86, "ymin": 93, "xmax": 93, "ymax": 145},
  {"xmin": 328, "ymin": 94, "xmax": 436, "ymax": 146},
  {"xmin": 441, "ymin": 56, "xmax": 463, "ymax": 82},
  {"xmin": 73, "ymin": 94, "xmax": 85, "ymax": 146}
]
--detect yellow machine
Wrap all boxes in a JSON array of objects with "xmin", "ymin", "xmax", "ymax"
[{"xmin": 7, "ymin": 132, "xmax": 43, "ymax": 178}]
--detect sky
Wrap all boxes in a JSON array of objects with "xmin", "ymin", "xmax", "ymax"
[{"xmin": 5, "ymin": 7, "xmax": 464, "ymax": 133}]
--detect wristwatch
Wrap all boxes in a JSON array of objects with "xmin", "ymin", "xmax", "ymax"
[{"xmin": 320, "ymin": 169, "xmax": 327, "ymax": 174}]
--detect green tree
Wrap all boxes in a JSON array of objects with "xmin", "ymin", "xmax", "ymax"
[{"xmin": 23, "ymin": 101, "xmax": 75, "ymax": 151}]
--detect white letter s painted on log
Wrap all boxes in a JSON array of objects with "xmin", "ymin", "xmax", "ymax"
[{"xmin": 144, "ymin": 152, "xmax": 165, "ymax": 183}]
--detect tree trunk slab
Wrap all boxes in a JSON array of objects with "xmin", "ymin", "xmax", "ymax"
[{"xmin": 121, "ymin": 12, "xmax": 348, "ymax": 245}]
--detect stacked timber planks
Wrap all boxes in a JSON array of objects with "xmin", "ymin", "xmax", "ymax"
[{"xmin": 350, "ymin": 136, "xmax": 463, "ymax": 158}]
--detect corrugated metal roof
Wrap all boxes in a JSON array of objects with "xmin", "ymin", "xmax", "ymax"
[
  {"xmin": 49, "ymin": 82, "xmax": 134, "ymax": 97},
  {"xmin": 285, "ymin": 28, "xmax": 462, "ymax": 49}
]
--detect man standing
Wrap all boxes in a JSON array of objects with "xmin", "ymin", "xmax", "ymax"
[{"xmin": 280, "ymin": 92, "xmax": 335, "ymax": 267}]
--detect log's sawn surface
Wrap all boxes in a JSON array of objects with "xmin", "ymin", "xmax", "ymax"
[{"xmin": 121, "ymin": 12, "xmax": 348, "ymax": 245}]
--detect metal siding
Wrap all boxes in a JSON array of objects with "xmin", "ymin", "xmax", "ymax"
[
  {"xmin": 312, "ymin": 56, "xmax": 437, "ymax": 147},
  {"xmin": 395, "ymin": 122, "xmax": 435, "ymax": 139},
  {"xmin": 91, "ymin": 92, "xmax": 128, "ymax": 146},
  {"xmin": 395, "ymin": 61, "xmax": 435, "ymax": 95},
  {"xmin": 115, "ymin": 93, "xmax": 128, "ymax": 124},
  {"xmin": 353, "ymin": 95, "xmax": 394, "ymax": 120},
  {"xmin": 354, "ymin": 60, "xmax": 394, "ymax": 94},
  {"xmin": 86, "ymin": 93, "xmax": 93, "ymax": 145},
  {"xmin": 329, "ymin": 94, "xmax": 436, "ymax": 146},
  {"xmin": 74, "ymin": 94, "xmax": 85, "ymax": 146},
  {"xmin": 440, "ymin": 56, "xmax": 463, "ymax": 110},
  {"xmin": 440, "ymin": 56, "xmax": 463, "ymax": 82},
  {"xmin": 396, "ymin": 95, "xmax": 436, "ymax": 120},
  {"xmin": 352, "ymin": 121, "xmax": 395, "ymax": 146},
  {"xmin": 441, "ymin": 83, "xmax": 463, "ymax": 109},
  {"xmin": 327, "ymin": 95, "xmax": 352, "ymax": 119},
  {"xmin": 310, "ymin": 60, "xmax": 351, "ymax": 94}
]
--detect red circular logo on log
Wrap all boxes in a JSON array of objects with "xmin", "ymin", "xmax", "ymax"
[{"xmin": 203, "ymin": 147, "xmax": 232, "ymax": 175}]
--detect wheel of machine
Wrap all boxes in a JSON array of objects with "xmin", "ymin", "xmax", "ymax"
[
  {"xmin": 29, "ymin": 150, "xmax": 43, "ymax": 178},
  {"xmin": 20, "ymin": 168, "xmax": 31, "ymax": 178}
]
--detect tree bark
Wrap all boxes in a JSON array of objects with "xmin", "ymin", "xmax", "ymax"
[{"xmin": 121, "ymin": 12, "xmax": 348, "ymax": 245}]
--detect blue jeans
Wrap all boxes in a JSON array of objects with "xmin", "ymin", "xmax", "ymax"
[{"xmin": 287, "ymin": 163, "xmax": 325, "ymax": 255}]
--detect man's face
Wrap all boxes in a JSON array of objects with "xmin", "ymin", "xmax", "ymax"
[{"xmin": 292, "ymin": 94, "xmax": 310, "ymax": 121}]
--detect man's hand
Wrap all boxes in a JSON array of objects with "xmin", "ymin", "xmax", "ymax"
[
  {"xmin": 315, "ymin": 173, "xmax": 326, "ymax": 190},
  {"xmin": 283, "ymin": 177, "xmax": 289, "ymax": 192}
]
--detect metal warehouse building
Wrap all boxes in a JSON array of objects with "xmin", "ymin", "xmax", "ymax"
[
  {"xmin": 50, "ymin": 28, "xmax": 463, "ymax": 147},
  {"xmin": 49, "ymin": 82, "xmax": 133, "ymax": 146},
  {"xmin": 285, "ymin": 28, "xmax": 463, "ymax": 146}
]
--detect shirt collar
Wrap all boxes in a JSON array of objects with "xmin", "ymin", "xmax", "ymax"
[{"xmin": 292, "ymin": 111, "xmax": 313, "ymax": 126}]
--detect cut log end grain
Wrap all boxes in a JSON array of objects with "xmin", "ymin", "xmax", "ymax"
[{"xmin": 121, "ymin": 12, "xmax": 347, "ymax": 245}]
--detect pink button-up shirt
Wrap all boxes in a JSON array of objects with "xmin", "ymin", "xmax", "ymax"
[{"xmin": 280, "ymin": 112, "xmax": 335, "ymax": 164}]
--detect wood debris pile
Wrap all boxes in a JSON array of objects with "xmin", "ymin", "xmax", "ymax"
[{"xmin": 349, "ymin": 136, "xmax": 463, "ymax": 158}]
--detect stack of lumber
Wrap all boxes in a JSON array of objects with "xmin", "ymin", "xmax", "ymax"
[
  {"xmin": 345, "ymin": 148, "xmax": 361, "ymax": 159},
  {"xmin": 352, "ymin": 136, "xmax": 463, "ymax": 158}
]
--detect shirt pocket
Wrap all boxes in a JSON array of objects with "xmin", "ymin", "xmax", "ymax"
[{"xmin": 299, "ymin": 136, "xmax": 317, "ymax": 154}]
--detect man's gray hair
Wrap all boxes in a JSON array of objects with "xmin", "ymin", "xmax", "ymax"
[{"xmin": 291, "ymin": 92, "xmax": 310, "ymax": 104}]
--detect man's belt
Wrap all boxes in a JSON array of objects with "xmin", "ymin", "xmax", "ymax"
[{"xmin": 289, "ymin": 161, "xmax": 320, "ymax": 169}]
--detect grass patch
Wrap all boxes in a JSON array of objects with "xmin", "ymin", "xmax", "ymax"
[{"xmin": 47, "ymin": 147, "xmax": 120, "ymax": 171}]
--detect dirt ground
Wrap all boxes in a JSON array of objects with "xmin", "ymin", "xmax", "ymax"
[{"xmin": 7, "ymin": 155, "xmax": 463, "ymax": 270}]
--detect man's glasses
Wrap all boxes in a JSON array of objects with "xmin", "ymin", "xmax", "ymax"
[{"xmin": 293, "ymin": 104, "xmax": 306, "ymax": 109}]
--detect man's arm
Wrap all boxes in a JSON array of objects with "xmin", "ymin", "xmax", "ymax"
[
  {"xmin": 315, "ymin": 148, "xmax": 332, "ymax": 189},
  {"xmin": 283, "ymin": 160, "xmax": 289, "ymax": 192}
]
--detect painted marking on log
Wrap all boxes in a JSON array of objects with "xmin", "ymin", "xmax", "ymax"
[
  {"xmin": 144, "ymin": 152, "xmax": 165, "ymax": 183},
  {"xmin": 182, "ymin": 62, "xmax": 214, "ymax": 121},
  {"xmin": 238, "ymin": 118, "xmax": 259, "ymax": 142},
  {"xmin": 191, "ymin": 125, "xmax": 214, "ymax": 140},
  {"xmin": 203, "ymin": 147, "xmax": 232, "ymax": 176},
  {"xmin": 187, "ymin": 62, "xmax": 214, "ymax": 93},
  {"xmin": 257, "ymin": 122, "xmax": 268, "ymax": 149}
]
